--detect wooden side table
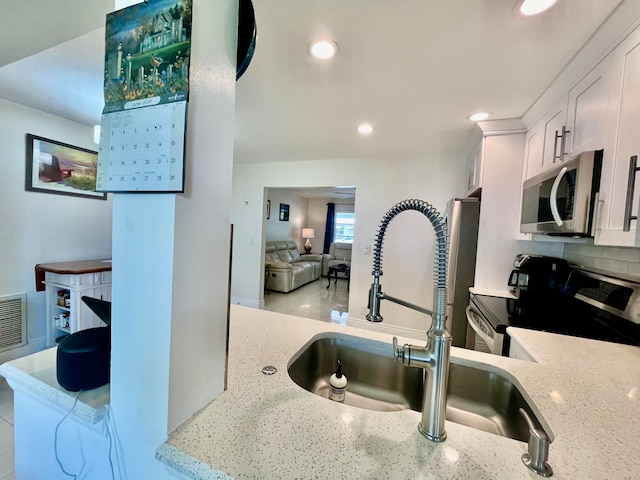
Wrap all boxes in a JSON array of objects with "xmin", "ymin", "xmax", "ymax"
[{"xmin": 327, "ymin": 264, "xmax": 350, "ymax": 290}]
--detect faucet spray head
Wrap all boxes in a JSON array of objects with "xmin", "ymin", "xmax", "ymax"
[{"xmin": 366, "ymin": 283, "xmax": 383, "ymax": 322}]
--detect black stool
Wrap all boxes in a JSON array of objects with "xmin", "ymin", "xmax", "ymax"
[{"xmin": 56, "ymin": 296, "xmax": 112, "ymax": 392}]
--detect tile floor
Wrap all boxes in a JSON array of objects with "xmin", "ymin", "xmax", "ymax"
[
  {"xmin": 0, "ymin": 276, "xmax": 347, "ymax": 480},
  {"xmin": 0, "ymin": 375, "xmax": 14, "ymax": 480},
  {"xmin": 263, "ymin": 275, "xmax": 350, "ymax": 324}
]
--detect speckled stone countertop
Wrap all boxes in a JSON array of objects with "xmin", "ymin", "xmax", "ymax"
[
  {"xmin": 157, "ymin": 306, "xmax": 640, "ymax": 480},
  {"xmin": 0, "ymin": 347, "xmax": 109, "ymax": 424}
]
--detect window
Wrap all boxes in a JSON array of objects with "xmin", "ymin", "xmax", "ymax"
[{"xmin": 334, "ymin": 212, "xmax": 354, "ymax": 243}]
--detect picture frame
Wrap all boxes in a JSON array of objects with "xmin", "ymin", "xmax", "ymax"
[
  {"xmin": 279, "ymin": 203, "xmax": 290, "ymax": 221},
  {"xmin": 25, "ymin": 134, "xmax": 106, "ymax": 200},
  {"xmin": 266, "ymin": 199, "xmax": 271, "ymax": 219}
]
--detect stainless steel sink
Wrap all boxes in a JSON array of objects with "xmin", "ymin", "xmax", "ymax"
[{"xmin": 287, "ymin": 333, "xmax": 551, "ymax": 442}]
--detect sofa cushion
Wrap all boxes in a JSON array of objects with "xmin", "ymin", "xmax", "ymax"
[
  {"xmin": 322, "ymin": 242, "xmax": 353, "ymax": 276},
  {"xmin": 265, "ymin": 240, "xmax": 321, "ymax": 293}
]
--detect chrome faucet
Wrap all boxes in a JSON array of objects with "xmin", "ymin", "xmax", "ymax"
[{"xmin": 366, "ymin": 199, "xmax": 450, "ymax": 442}]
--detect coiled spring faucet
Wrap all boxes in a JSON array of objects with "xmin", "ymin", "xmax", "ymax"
[{"xmin": 366, "ymin": 199, "xmax": 450, "ymax": 442}]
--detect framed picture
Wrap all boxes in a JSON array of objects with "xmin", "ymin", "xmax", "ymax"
[
  {"xmin": 25, "ymin": 134, "xmax": 106, "ymax": 200},
  {"xmin": 279, "ymin": 203, "xmax": 290, "ymax": 221},
  {"xmin": 266, "ymin": 199, "xmax": 271, "ymax": 219}
]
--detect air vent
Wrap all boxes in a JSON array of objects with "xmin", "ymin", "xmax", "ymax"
[{"xmin": 0, "ymin": 293, "xmax": 27, "ymax": 352}]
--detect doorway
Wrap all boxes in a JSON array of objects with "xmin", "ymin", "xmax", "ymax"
[{"xmin": 263, "ymin": 186, "xmax": 356, "ymax": 323}]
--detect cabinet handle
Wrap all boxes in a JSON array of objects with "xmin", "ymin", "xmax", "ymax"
[
  {"xmin": 623, "ymin": 155, "xmax": 640, "ymax": 232},
  {"xmin": 553, "ymin": 126, "xmax": 570, "ymax": 163},
  {"xmin": 591, "ymin": 192, "xmax": 604, "ymax": 233},
  {"xmin": 560, "ymin": 126, "xmax": 569, "ymax": 160}
]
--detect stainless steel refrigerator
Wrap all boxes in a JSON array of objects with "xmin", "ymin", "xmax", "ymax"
[{"xmin": 445, "ymin": 197, "xmax": 480, "ymax": 348}]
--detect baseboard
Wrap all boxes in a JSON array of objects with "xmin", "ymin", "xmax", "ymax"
[
  {"xmin": 346, "ymin": 317, "xmax": 426, "ymax": 341},
  {"xmin": 230, "ymin": 296, "xmax": 261, "ymax": 309},
  {"xmin": 0, "ymin": 336, "xmax": 47, "ymax": 363}
]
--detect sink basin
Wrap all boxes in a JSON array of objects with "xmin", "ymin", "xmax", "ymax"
[{"xmin": 287, "ymin": 333, "xmax": 551, "ymax": 442}]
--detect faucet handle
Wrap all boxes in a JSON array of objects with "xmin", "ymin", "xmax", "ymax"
[
  {"xmin": 392, "ymin": 337, "xmax": 406, "ymax": 361},
  {"xmin": 519, "ymin": 408, "xmax": 553, "ymax": 477}
]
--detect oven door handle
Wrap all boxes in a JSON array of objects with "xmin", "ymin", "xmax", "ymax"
[
  {"xmin": 550, "ymin": 166, "xmax": 568, "ymax": 227},
  {"xmin": 466, "ymin": 304, "xmax": 495, "ymax": 351}
]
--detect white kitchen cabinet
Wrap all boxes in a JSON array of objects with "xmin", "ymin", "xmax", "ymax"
[
  {"xmin": 524, "ymin": 63, "xmax": 609, "ymax": 181},
  {"xmin": 595, "ymin": 26, "xmax": 640, "ymax": 246},
  {"xmin": 36, "ymin": 260, "xmax": 112, "ymax": 347},
  {"xmin": 465, "ymin": 142, "xmax": 483, "ymax": 196},
  {"xmin": 523, "ymin": 125, "xmax": 543, "ymax": 180},
  {"xmin": 524, "ymin": 97, "xmax": 568, "ymax": 179},
  {"xmin": 566, "ymin": 60, "xmax": 609, "ymax": 155}
]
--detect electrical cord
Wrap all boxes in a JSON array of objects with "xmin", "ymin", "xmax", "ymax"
[
  {"xmin": 54, "ymin": 389, "xmax": 83, "ymax": 479},
  {"xmin": 54, "ymin": 392, "xmax": 120, "ymax": 479},
  {"xmin": 105, "ymin": 404, "xmax": 121, "ymax": 479}
]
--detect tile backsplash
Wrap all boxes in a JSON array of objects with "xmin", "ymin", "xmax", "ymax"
[{"xmin": 563, "ymin": 244, "xmax": 640, "ymax": 279}]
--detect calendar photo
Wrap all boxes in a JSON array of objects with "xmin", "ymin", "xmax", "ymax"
[{"xmin": 103, "ymin": 0, "xmax": 192, "ymax": 113}]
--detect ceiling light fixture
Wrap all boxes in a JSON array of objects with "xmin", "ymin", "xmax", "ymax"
[
  {"xmin": 309, "ymin": 40, "xmax": 338, "ymax": 60},
  {"xmin": 468, "ymin": 112, "xmax": 490, "ymax": 122},
  {"xmin": 515, "ymin": 0, "xmax": 560, "ymax": 17},
  {"xmin": 357, "ymin": 123, "xmax": 374, "ymax": 135}
]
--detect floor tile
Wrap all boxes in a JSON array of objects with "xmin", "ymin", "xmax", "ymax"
[
  {"xmin": 263, "ymin": 276, "xmax": 349, "ymax": 323},
  {"xmin": 0, "ymin": 418, "xmax": 14, "ymax": 479},
  {"xmin": 0, "ymin": 378, "xmax": 13, "ymax": 422}
]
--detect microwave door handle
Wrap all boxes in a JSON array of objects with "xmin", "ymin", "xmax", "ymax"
[{"xmin": 550, "ymin": 166, "xmax": 568, "ymax": 227}]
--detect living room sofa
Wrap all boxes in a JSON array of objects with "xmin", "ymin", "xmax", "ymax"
[
  {"xmin": 321, "ymin": 242, "xmax": 353, "ymax": 276},
  {"xmin": 265, "ymin": 241, "xmax": 322, "ymax": 293}
]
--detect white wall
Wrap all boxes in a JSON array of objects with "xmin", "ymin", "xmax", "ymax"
[
  {"xmin": 0, "ymin": 99, "xmax": 112, "ymax": 363},
  {"xmin": 108, "ymin": 0, "xmax": 237, "ymax": 478},
  {"xmin": 265, "ymin": 189, "xmax": 309, "ymax": 250},
  {"xmin": 231, "ymin": 154, "xmax": 466, "ymax": 334}
]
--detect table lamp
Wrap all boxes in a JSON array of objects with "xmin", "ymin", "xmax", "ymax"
[{"xmin": 302, "ymin": 228, "xmax": 315, "ymax": 253}]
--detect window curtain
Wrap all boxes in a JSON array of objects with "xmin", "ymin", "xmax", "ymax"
[{"xmin": 323, "ymin": 202, "xmax": 335, "ymax": 253}]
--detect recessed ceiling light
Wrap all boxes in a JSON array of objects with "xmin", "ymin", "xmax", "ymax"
[
  {"xmin": 309, "ymin": 40, "xmax": 338, "ymax": 60},
  {"xmin": 515, "ymin": 0, "xmax": 560, "ymax": 17},
  {"xmin": 357, "ymin": 123, "xmax": 374, "ymax": 135},
  {"xmin": 468, "ymin": 112, "xmax": 490, "ymax": 122}
]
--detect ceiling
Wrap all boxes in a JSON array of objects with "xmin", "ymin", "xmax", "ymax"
[
  {"xmin": 270, "ymin": 186, "xmax": 356, "ymax": 200},
  {"xmin": 0, "ymin": 0, "xmax": 626, "ymax": 165}
]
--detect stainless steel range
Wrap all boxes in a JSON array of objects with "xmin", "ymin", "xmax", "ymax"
[{"xmin": 466, "ymin": 255, "xmax": 640, "ymax": 356}]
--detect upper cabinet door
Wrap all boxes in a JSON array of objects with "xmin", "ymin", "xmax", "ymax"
[
  {"xmin": 566, "ymin": 60, "xmax": 609, "ymax": 155},
  {"xmin": 523, "ymin": 97, "xmax": 568, "ymax": 180},
  {"xmin": 595, "ymin": 27, "xmax": 640, "ymax": 246},
  {"xmin": 541, "ymin": 99, "xmax": 569, "ymax": 169},
  {"xmin": 465, "ymin": 142, "xmax": 483, "ymax": 197},
  {"xmin": 524, "ymin": 122, "xmax": 544, "ymax": 179}
]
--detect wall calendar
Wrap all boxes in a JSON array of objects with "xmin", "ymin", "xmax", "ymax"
[{"xmin": 96, "ymin": 0, "xmax": 192, "ymax": 193}]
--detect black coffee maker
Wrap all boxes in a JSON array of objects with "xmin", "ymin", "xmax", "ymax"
[{"xmin": 508, "ymin": 254, "xmax": 569, "ymax": 306}]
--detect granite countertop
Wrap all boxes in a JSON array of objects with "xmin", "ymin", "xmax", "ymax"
[
  {"xmin": 0, "ymin": 347, "xmax": 109, "ymax": 424},
  {"xmin": 157, "ymin": 306, "xmax": 640, "ymax": 479}
]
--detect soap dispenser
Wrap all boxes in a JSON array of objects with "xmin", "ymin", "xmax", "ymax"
[{"xmin": 329, "ymin": 360, "xmax": 347, "ymax": 402}]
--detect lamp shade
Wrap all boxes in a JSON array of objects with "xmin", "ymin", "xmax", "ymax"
[{"xmin": 302, "ymin": 228, "xmax": 315, "ymax": 239}]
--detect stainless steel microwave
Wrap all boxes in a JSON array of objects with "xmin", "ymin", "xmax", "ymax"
[{"xmin": 520, "ymin": 150, "xmax": 603, "ymax": 236}]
